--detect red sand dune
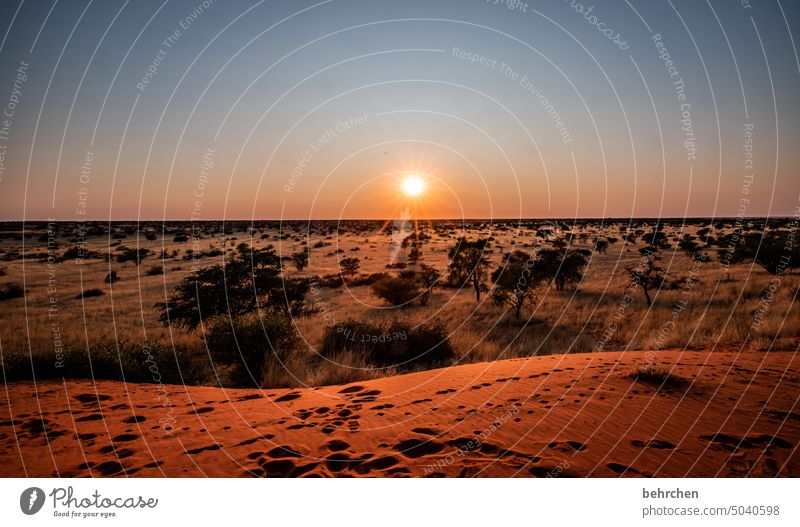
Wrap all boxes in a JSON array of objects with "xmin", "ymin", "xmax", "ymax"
[{"xmin": 1, "ymin": 351, "xmax": 798, "ymax": 477}]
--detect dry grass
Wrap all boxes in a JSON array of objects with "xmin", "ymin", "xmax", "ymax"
[{"xmin": 1, "ymin": 222, "xmax": 798, "ymax": 387}]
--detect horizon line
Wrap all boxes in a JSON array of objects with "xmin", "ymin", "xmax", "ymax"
[{"xmin": 1, "ymin": 215, "xmax": 796, "ymax": 223}]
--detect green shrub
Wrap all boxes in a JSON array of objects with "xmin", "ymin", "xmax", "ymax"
[{"xmin": 204, "ymin": 315, "xmax": 300, "ymax": 388}]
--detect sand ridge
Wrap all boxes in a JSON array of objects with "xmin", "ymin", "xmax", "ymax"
[{"xmin": 1, "ymin": 351, "xmax": 798, "ymax": 477}]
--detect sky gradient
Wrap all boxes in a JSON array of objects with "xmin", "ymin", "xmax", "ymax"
[{"xmin": 0, "ymin": 0, "xmax": 798, "ymax": 220}]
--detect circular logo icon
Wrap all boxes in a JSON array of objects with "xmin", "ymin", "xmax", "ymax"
[{"xmin": 20, "ymin": 487, "xmax": 45, "ymax": 515}]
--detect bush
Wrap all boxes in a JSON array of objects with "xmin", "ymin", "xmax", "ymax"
[
  {"xmin": 627, "ymin": 362, "xmax": 688, "ymax": 388},
  {"xmin": 0, "ymin": 282, "xmax": 24, "ymax": 301},
  {"xmin": 76, "ymin": 288, "xmax": 104, "ymax": 299},
  {"xmin": 62, "ymin": 246, "xmax": 84, "ymax": 259},
  {"xmin": 315, "ymin": 273, "xmax": 344, "ymax": 288},
  {"xmin": 104, "ymin": 271, "xmax": 119, "ymax": 284},
  {"xmin": 340, "ymin": 257, "xmax": 360, "ymax": 276},
  {"xmin": 320, "ymin": 320, "xmax": 453, "ymax": 370},
  {"xmin": 371, "ymin": 276, "xmax": 421, "ymax": 306},
  {"xmin": 1, "ymin": 341, "xmax": 196, "ymax": 384},
  {"xmin": 348, "ymin": 272, "xmax": 387, "ymax": 287},
  {"xmin": 146, "ymin": 265, "xmax": 164, "ymax": 276},
  {"xmin": 204, "ymin": 315, "xmax": 300, "ymax": 388}
]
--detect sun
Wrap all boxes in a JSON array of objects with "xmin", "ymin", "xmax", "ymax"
[{"xmin": 401, "ymin": 175, "xmax": 425, "ymax": 197}]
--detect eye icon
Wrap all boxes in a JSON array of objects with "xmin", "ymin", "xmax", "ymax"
[{"xmin": 20, "ymin": 487, "xmax": 45, "ymax": 515}]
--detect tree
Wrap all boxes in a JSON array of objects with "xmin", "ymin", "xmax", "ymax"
[
  {"xmin": 722, "ymin": 231, "xmax": 800, "ymax": 275},
  {"xmin": 408, "ymin": 242, "xmax": 422, "ymax": 265},
  {"xmin": 447, "ymin": 238, "xmax": 491, "ymax": 301},
  {"xmin": 678, "ymin": 234, "xmax": 707, "ymax": 261},
  {"xmin": 371, "ymin": 276, "xmax": 421, "ymax": 306},
  {"xmin": 626, "ymin": 248, "xmax": 665, "ymax": 307},
  {"xmin": 491, "ymin": 250, "xmax": 541, "ymax": 319},
  {"xmin": 291, "ymin": 248, "xmax": 309, "ymax": 271},
  {"xmin": 267, "ymin": 278, "xmax": 319, "ymax": 317},
  {"xmin": 116, "ymin": 248, "xmax": 150, "ymax": 266},
  {"xmin": 340, "ymin": 257, "xmax": 360, "ymax": 277},
  {"xmin": 416, "ymin": 264, "xmax": 441, "ymax": 306},
  {"xmin": 156, "ymin": 244, "xmax": 283, "ymax": 329},
  {"xmin": 678, "ymin": 234, "xmax": 699, "ymax": 257},
  {"xmin": 595, "ymin": 238, "xmax": 609, "ymax": 254},
  {"xmin": 536, "ymin": 248, "xmax": 590, "ymax": 291},
  {"xmin": 641, "ymin": 230, "xmax": 671, "ymax": 249}
]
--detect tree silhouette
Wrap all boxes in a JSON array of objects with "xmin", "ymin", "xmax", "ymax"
[
  {"xmin": 416, "ymin": 264, "xmax": 441, "ymax": 306},
  {"xmin": 626, "ymin": 248, "xmax": 665, "ymax": 307},
  {"xmin": 722, "ymin": 231, "xmax": 799, "ymax": 275},
  {"xmin": 116, "ymin": 247, "xmax": 150, "ymax": 266},
  {"xmin": 340, "ymin": 256, "xmax": 360, "ymax": 277},
  {"xmin": 447, "ymin": 237, "xmax": 491, "ymax": 301},
  {"xmin": 291, "ymin": 247, "xmax": 309, "ymax": 271},
  {"xmin": 491, "ymin": 250, "xmax": 541, "ymax": 318},
  {"xmin": 537, "ymin": 247, "xmax": 590, "ymax": 291}
]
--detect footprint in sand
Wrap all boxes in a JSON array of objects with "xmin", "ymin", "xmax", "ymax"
[
  {"xmin": 394, "ymin": 438, "xmax": 445, "ymax": 459},
  {"xmin": 185, "ymin": 443, "xmax": 222, "ymax": 455},
  {"xmin": 238, "ymin": 394, "xmax": 264, "ymax": 401},
  {"xmin": 266, "ymin": 446, "xmax": 303, "ymax": 458},
  {"xmin": 76, "ymin": 413, "xmax": 103, "ymax": 422},
  {"xmin": 260, "ymin": 459, "xmax": 297, "ymax": 477},
  {"xmin": 547, "ymin": 440, "xmax": 588, "ymax": 452},
  {"xmin": 75, "ymin": 394, "xmax": 112, "ymax": 404},
  {"xmin": 607, "ymin": 462, "xmax": 646, "ymax": 476},
  {"xmin": 325, "ymin": 439, "xmax": 350, "ymax": 452},
  {"xmin": 338, "ymin": 386, "xmax": 365, "ymax": 394},
  {"xmin": 324, "ymin": 453, "xmax": 353, "ymax": 472},
  {"xmin": 112, "ymin": 434, "xmax": 138, "ymax": 443},
  {"xmin": 94, "ymin": 461, "xmax": 124, "ymax": 476},
  {"xmin": 411, "ymin": 427, "xmax": 439, "ymax": 436},
  {"xmin": 275, "ymin": 393, "xmax": 301, "ymax": 402},
  {"xmin": 631, "ymin": 439, "xmax": 676, "ymax": 449}
]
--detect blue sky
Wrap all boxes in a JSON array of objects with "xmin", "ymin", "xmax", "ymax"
[{"xmin": 0, "ymin": 0, "xmax": 798, "ymax": 220}]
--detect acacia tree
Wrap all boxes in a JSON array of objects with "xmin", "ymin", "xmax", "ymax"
[
  {"xmin": 678, "ymin": 234, "xmax": 699, "ymax": 258},
  {"xmin": 156, "ymin": 244, "xmax": 283, "ymax": 329},
  {"xmin": 291, "ymin": 247, "xmax": 309, "ymax": 271},
  {"xmin": 722, "ymin": 231, "xmax": 799, "ymax": 275},
  {"xmin": 371, "ymin": 276, "xmax": 420, "ymax": 306},
  {"xmin": 416, "ymin": 264, "xmax": 441, "ymax": 306},
  {"xmin": 408, "ymin": 242, "xmax": 423, "ymax": 265},
  {"xmin": 447, "ymin": 237, "xmax": 491, "ymax": 301},
  {"xmin": 536, "ymin": 247, "xmax": 590, "ymax": 291},
  {"xmin": 626, "ymin": 247, "xmax": 665, "ymax": 307},
  {"xmin": 641, "ymin": 230, "xmax": 671, "ymax": 249},
  {"xmin": 491, "ymin": 250, "xmax": 541, "ymax": 319},
  {"xmin": 267, "ymin": 278, "xmax": 319, "ymax": 317},
  {"xmin": 117, "ymin": 247, "xmax": 150, "ymax": 266},
  {"xmin": 340, "ymin": 256, "xmax": 360, "ymax": 277}
]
